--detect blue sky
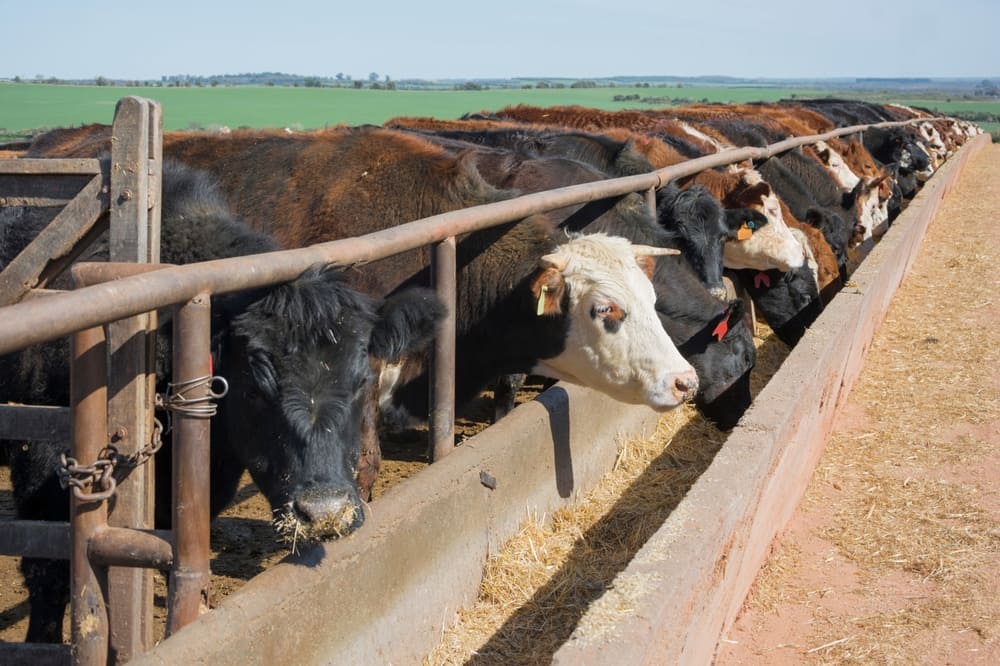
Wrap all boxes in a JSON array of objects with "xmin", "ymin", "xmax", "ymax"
[{"xmin": 2, "ymin": 0, "xmax": 997, "ymax": 81}]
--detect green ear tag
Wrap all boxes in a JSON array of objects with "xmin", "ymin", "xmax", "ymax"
[{"xmin": 536, "ymin": 285, "xmax": 548, "ymax": 316}]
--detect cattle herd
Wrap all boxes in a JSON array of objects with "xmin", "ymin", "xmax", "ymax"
[{"xmin": 0, "ymin": 97, "xmax": 981, "ymax": 644}]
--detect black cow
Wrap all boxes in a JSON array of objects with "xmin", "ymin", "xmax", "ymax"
[
  {"xmin": 1, "ymin": 160, "xmax": 443, "ymax": 641},
  {"xmin": 756, "ymin": 154, "xmax": 854, "ymax": 282}
]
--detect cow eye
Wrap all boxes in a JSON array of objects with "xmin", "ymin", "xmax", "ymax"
[{"xmin": 594, "ymin": 304, "xmax": 614, "ymax": 316}]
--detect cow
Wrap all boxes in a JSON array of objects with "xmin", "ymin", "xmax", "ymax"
[
  {"xmin": 401, "ymin": 132, "xmax": 759, "ymax": 429},
  {"xmin": 1, "ymin": 159, "xmax": 445, "ymax": 641}
]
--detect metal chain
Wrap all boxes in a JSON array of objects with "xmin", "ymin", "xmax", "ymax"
[
  {"xmin": 57, "ymin": 449, "xmax": 118, "ymax": 502},
  {"xmin": 56, "ymin": 373, "xmax": 227, "ymax": 502}
]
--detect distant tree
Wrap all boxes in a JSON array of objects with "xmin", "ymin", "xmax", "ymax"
[
  {"xmin": 304, "ymin": 77, "xmax": 322, "ymax": 87},
  {"xmin": 570, "ymin": 80, "xmax": 597, "ymax": 88},
  {"xmin": 521, "ymin": 83, "xmax": 533, "ymax": 89},
  {"xmin": 536, "ymin": 81, "xmax": 550, "ymax": 89},
  {"xmin": 13, "ymin": 75, "xmax": 21, "ymax": 83},
  {"xmin": 368, "ymin": 72, "xmax": 379, "ymax": 82},
  {"xmin": 974, "ymin": 79, "xmax": 998, "ymax": 97},
  {"xmin": 336, "ymin": 72, "xmax": 344, "ymax": 81},
  {"xmin": 353, "ymin": 80, "xmax": 363, "ymax": 89}
]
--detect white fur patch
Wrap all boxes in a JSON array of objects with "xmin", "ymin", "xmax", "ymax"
[{"xmin": 723, "ymin": 171, "xmax": 806, "ymax": 272}]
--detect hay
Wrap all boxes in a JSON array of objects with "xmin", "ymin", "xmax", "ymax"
[{"xmin": 425, "ymin": 325, "xmax": 789, "ymax": 665}]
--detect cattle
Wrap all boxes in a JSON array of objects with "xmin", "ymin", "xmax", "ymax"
[
  {"xmin": 466, "ymin": 105, "xmax": 808, "ymax": 281},
  {"xmin": 386, "ymin": 120, "xmax": 749, "ymax": 302},
  {"xmin": 754, "ymin": 154, "xmax": 854, "ymax": 280},
  {"xmin": 152, "ymin": 126, "xmax": 703, "ymax": 422},
  {"xmin": 1, "ymin": 159, "xmax": 445, "ymax": 641},
  {"xmin": 394, "ymin": 130, "xmax": 759, "ymax": 429}
]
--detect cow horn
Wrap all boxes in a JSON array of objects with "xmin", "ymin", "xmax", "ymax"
[
  {"xmin": 631, "ymin": 244, "xmax": 681, "ymax": 256},
  {"xmin": 540, "ymin": 253, "xmax": 569, "ymax": 271}
]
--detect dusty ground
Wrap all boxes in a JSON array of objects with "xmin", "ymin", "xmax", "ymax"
[{"xmin": 715, "ymin": 142, "xmax": 1000, "ymax": 665}]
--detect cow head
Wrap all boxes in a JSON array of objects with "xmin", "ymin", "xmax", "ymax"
[
  {"xmin": 844, "ymin": 176, "xmax": 890, "ymax": 242},
  {"xmin": 215, "ymin": 266, "xmax": 442, "ymax": 545},
  {"xmin": 656, "ymin": 183, "xmax": 732, "ymax": 301},
  {"xmin": 720, "ymin": 171, "xmax": 806, "ymax": 273},
  {"xmin": 813, "ymin": 141, "xmax": 861, "ymax": 192},
  {"xmin": 679, "ymin": 297, "xmax": 755, "ymax": 430},
  {"xmin": 529, "ymin": 233, "xmax": 699, "ymax": 410}
]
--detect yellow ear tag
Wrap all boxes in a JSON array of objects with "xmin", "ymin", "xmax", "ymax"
[
  {"xmin": 737, "ymin": 223, "xmax": 753, "ymax": 241},
  {"xmin": 536, "ymin": 285, "xmax": 548, "ymax": 316}
]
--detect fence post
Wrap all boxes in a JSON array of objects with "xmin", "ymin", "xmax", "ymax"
[
  {"xmin": 429, "ymin": 236, "xmax": 457, "ymax": 461},
  {"xmin": 69, "ymin": 324, "xmax": 109, "ymax": 666},
  {"xmin": 165, "ymin": 294, "xmax": 213, "ymax": 634},
  {"xmin": 105, "ymin": 96, "xmax": 162, "ymax": 662}
]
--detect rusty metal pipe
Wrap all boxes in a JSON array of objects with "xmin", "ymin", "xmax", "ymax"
[
  {"xmin": 88, "ymin": 527, "xmax": 173, "ymax": 569},
  {"xmin": 69, "ymin": 323, "xmax": 109, "ymax": 666},
  {"xmin": 0, "ymin": 119, "xmax": 925, "ymax": 357},
  {"xmin": 165, "ymin": 293, "xmax": 212, "ymax": 635},
  {"xmin": 429, "ymin": 236, "xmax": 457, "ymax": 461}
]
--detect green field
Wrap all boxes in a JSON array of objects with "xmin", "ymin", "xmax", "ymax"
[
  {"xmin": 2, "ymin": 82, "xmax": 997, "ymax": 142},
  {"xmin": 0, "ymin": 82, "xmax": 841, "ymax": 139}
]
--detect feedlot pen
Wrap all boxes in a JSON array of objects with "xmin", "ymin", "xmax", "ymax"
[{"xmin": 0, "ymin": 96, "xmax": 989, "ymax": 664}]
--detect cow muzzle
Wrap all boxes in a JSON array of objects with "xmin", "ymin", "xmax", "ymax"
[{"xmin": 274, "ymin": 488, "xmax": 365, "ymax": 548}]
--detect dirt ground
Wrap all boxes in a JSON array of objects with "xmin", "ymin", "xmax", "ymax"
[{"xmin": 715, "ymin": 142, "xmax": 1000, "ymax": 665}]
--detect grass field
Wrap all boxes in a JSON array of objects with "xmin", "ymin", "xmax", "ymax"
[{"xmin": 1, "ymin": 82, "xmax": 997, "ymax": 142}]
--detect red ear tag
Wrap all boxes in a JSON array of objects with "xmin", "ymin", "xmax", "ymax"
[
  {"xmin": 737, "ymin": 223, "xmax": 753, "ymax": 241},
  {"xmin": 712, "ymin": 309, "xmax": 731, "ymax": 341},
  {"xmin": 754, "ymin": 272, "xmax": 771, "ymax": 289}
]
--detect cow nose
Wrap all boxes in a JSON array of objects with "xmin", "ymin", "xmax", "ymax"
[
  {"xmin": 673, "ymin": 370, "xmax": 699, "ymax": 402},
  {"xmin": 708, "ymin": 286, "xmax": 729, "ymax": 301},
  {"xmin": 293, "ymin": 489, "xmax": 364, "ymax": 538}
]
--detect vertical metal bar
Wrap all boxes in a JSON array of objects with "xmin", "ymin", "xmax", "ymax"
[
  {"xmin": 429, "ymin": 237, "xmax": 457, "ymax": 462},
  {"xmin": 69, "ymin": 324, "xmax": 109, "ymax": 666},
  {"xmin": 165, "ymin": 294, "xmax": 212, "ymax": 635}
]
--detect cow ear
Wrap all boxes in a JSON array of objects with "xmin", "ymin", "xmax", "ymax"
[
  {"xmin": 635, "ymin": 254, "xmax": 656, "ymax": 280},
  {"xmin": 530, "ymin": 266, "xmax": 566, "ymax": 316},
  {"xmin": 370, "ymin": 287, "xmax": 445, "ymax": 362},
  {"xmin": 842, "ymin": 181, "xmax": 862, "ymax": 209}
]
